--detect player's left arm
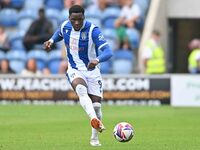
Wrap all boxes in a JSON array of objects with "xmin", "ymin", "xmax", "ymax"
[{"xmin": 87, "ymin": 27, "xmax": 113, "ymax": 69}]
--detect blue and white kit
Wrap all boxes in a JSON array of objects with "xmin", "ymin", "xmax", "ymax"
[{"xmin": 50, "ymin": 20, "xmax": 112, "ymax": 97}]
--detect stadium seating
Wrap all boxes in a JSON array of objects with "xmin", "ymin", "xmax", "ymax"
[
  {"xmin": 10, "ymin": 0, "xmax": 25, "ymax": 9},
  {"xmin": 61, "ymin": 9, "xmax": 69, "ymax": 22},
  {"xmin": 46, "ymin": 8, "xmax": 62, "ymax": 29},
  {"xmin": 126, "ymin": 28, "xmax": 140, "ymax": 49},
  {"xmin": 48, "ymin": 50, "xmax": 62, "ymax": 74},
  {"xmin": 100, "ymin": 60, "xmax": 112, "ymax": 74},
  {"xmin": 0, "ymin": 51, "xmax": 5, "ymax": 60},
  {"xmin": 8, "ymin": 30, "xmax": 26, "ymax": 50},
  {"xmin": 135, "ymin": 17, "xmax": 145, "ymax": 31},
  {"xmin": 6, "ymin": 50, "xmax": 26, "ymax": 73},
  {"xmin": 101, "ymin": 7, "xmax": 121, "ymax": 28},
  {"xmin": 0, "ymin": 0, "xmax": 150, "ymax": 74},
  {"xmin": 103, "ymin": 28, "xmax": 118, "ymax": 51},
  {"xmin": 103, "ymin": 28, "xmax": 118, "ymax": 41},
  {"xmin": 85, "ymin": 10, "xmax": 102, "ymax": 20},
  {"xmin": 0, "ymin": 8, "xmax": 18, "ymax": 27},
  {"xmin": 44, "ymin": 0, "xmax": 63, "ymax": 10},
  {"xmin": 135, "ymin": 0, "xmax": 149, "ymax": 16},
  {"xmin": 112, "ymin": 50, "xmax": 134, "ymax": 74},
  {"xmin": 85, "ymin": 10, "xmax": 102, "ymax": 27},
  {"xmin": 24, "ymin": 0, "xmax": 44, "ymax": 10},
  {"xmin": 27, "ymin": 50, "xmax": 48, "ymax": 71},
  {"xmin": 17, "ymin": 9, "xmax": 37, "ymax": 32},
  {"xmin": 88, "ymin": 18, "xmax": 102, "ymax": 28}
]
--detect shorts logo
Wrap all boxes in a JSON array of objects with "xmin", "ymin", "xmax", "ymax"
[{"xmin": 98, "ymin": 80, "xmax": 103, "ymax": 93}]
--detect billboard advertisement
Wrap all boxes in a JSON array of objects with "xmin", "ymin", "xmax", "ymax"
[
  {"xmin": 0, "ymin": 75, "xmax": 170, "ymax": 105},
  {"xmin": 171, "ymin": 75, "xmax": 200, "ymax": 107}
]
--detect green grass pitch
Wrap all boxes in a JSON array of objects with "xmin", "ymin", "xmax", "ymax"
[{"xmin": 0, "ymin": 105, "xmax": 200, "ymax": 150}]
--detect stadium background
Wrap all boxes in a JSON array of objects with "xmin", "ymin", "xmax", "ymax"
[{"xmin": 0, "ymin": 0, "xmax": 200, "ymax": 149}]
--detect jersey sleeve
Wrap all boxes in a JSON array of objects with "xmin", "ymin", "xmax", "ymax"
[
  {"xmin": 50, "ymin": 20, "xmax": 69, "ymax": 43},
  {"xmin": 92, "ymin": 27, "xmax": 113, "ymax": 63},
  {"xmin": 92, "ymin": 27, "xmax": 108, "ymax": 50},
  {"xmin": 50, "ymin": 28, "xmax": 63, "ymax": 43}
]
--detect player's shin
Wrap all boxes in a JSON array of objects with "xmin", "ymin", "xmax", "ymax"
[
  {"xmin": 91, "ymin": 102, "xmax": 102, "ymax": 140},
  {"xmin": 93, "ymin": 102, "xmax": 102, "ymax": 120},
  {"xmin": 75, "ymin": 84, "xmax": 97, "ymax": 119}
]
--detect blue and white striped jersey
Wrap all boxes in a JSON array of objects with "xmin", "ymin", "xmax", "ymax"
[{"xmin": 50, "ymin": 20, "xmax": 110, "ymax": 71}]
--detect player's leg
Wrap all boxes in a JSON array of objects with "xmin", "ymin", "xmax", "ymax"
[
  {"xmin": 71, "ymin": 78, "xmax": 98, "ymax": 120},
  {"xmin": 85, "ymin": 69, "xmax": 105, "ymax": 146},
  {"xmin": 67, "ymin": 69, "xmax": 97, "ymax": 120},
  {"xmin": 86, "ymin": 71, "xmax": 105, "ymax": 133},
  {"xmin": 89, "ymin": 94, "xmax": 104, "ymax": 146}
]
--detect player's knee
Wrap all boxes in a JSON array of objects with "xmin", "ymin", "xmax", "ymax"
[
  {"xmin": 93, "ymin": 102, "xmax": 101, "ymax": 110},
  {"xmin": 75, "ymin": 84, "xmax": 87, "ymax": 97}
]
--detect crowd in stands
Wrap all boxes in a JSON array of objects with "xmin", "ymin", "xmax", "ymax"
[{"xmin": 0, "ymin": 0, "xmax": 150, "ymax": 75}]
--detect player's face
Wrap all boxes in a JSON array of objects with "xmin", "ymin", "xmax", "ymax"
[{"xmin": 69, "ymin": 13, "xmax": 84, "ymax": 31}]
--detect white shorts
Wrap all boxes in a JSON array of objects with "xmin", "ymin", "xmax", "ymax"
[{"xmin": 66, "ymin": 68, "xmax": 103, "ymax": 98}]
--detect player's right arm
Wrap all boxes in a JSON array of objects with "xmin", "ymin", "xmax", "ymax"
[{"xmin": 43, "ymin": 28, "xmax": 63, "ymax": 51}]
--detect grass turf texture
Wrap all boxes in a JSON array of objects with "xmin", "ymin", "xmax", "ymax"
[{"xmin": 0, "ymin": 105, "xmax": 200, "ymax": 150}]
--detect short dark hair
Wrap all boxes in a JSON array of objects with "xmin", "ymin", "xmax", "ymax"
[
  {"xmin": 152, "ymin": 30, "xmax": 161, "ymax": 36},
  {"xmin": 39, "ymin": 8, "xmax": 45, "ymax": 14},
  {"xmin": 69, "ymin": 5, "xmax": 84, "ymax": 15}
]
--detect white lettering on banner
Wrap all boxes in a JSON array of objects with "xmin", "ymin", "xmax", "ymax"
[
  {"xmin": 103, "ymin": 78, "xmax": 115, "ymax": 90},
  {"xmin": 16, "ymin": 78, "xmax": 32, "ymax": 90},
  {"xmin": 0, "ymin": 78, "xmax": 71, "ymax": 91},
  {"xmin": 40, "ymin": 79, "xmax": 49, "ymax": 91},
  {"xmin": 116, "ymin": 78, "xmax": 127, "ymax": 91},
  {"xmin": 103, "ymin": 78, "xmax": 149, "ymax": 91},
  {"xmin": 0, "ymin": 77, "xmax": 149, "ymax": 91},
  {"xmin": 32, "ymin": 79, "xmax": 40, "ymax": 90},
  {"xmin": 59, "ymin": 79, "xmax": 70, "ymax": 91},
  {"xmin": 0, "ymin": 79, "xmax": 15, "ymax": 90},
  {"xmin": 127, "ymin": 79, "xmax": 149, "ymax": 90}
]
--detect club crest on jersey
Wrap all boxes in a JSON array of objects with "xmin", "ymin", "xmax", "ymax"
[
  {"xmin": 65, "ymin": 29, "xmax": 68, "ymax": 33},
  {"xmin": 81, "ymin": 32, "xmax": 87, "ymax": 40}
]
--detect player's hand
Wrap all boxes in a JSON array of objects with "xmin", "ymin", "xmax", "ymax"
[
  {"xmin": 43, "ymin": 40, "xmax": 53, "ymax": 51},
  {"xmin": 87, "ymin": 59, "xmax": 99, "ymax": 70}
]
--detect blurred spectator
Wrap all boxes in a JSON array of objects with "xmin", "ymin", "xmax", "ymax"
[
  {"xmin": 114, "ymin": 0, "xmax": 141, "ymax": 50},
  {"xmin": 0, "ymin": 0, "xmax": 11, "ymax": 9},
  {"xmin": 0, "ymin": 0, "xmax": 24, "ymax": 10},
  {"xmin": 58, "ymin": 43, "xmax": 68, "ymax": 74},
  {"xmin": 142, "ymin": 30, "xmax": 166, "ymax": 74},
  {"xmin": 0, "ymin": 26, "xmax": 10, "ymax": 52},
  {"xmin": 23, "ymin": 8, "xmax": 53, "ymax": 50},
  {"xmin": 115, "ymin": 0, "xmax": 141, "ymax": 29},
  {"xmin": 198, "ymin": 57, "xmax": 200, "ymax": 73},
  {"xmin": 119, "ymin": 38, "xmax": 131, "ymax": 50},
  {"xmin": 188, "ymin": 38, "xmax": 200, "ymax": 50},
  {"xmin": 58, "ymin": 60, "xmax": 68, "ymax": 74},
  {"xmin": 0, "ymin": 59, "xmax": 14, "ymax": 74},
  {"xmin": 87, "ymin": 0, "xmax": 110, "ymax": 13},
  {"xmin": 21, "ymin": 58, "xmax": 41, "ymax": 76},
  {"xmin": 42, "ymin": 67, "xmax": 51, "ymax": 75},
  {"xmin": 64, "ymin": 0, "xmax": 83, "ymax": 8},
  {"xmin": 188, "ymin": 39, "xmax": 200, "ymax": 73}
]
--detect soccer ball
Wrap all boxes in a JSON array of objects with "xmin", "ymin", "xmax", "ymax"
[{"xmin": 113, "ymin": 122, "xmax": 134, "ymax": 142}]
